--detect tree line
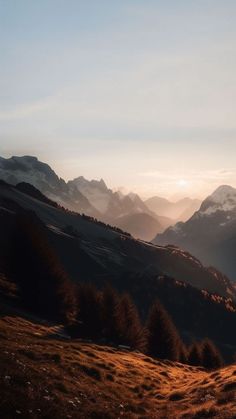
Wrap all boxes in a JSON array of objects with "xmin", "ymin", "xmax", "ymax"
[{"xmin": 7, "ymin": 212, "xmax": 223, "ymax": 370}]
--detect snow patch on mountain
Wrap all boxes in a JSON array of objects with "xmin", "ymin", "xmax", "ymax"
[
  {"xmin": 197, "ymin": 185, "xmax": 236, "ymax": 217},
  {"xmin": 211, "ymin": 185, "xmax": 236, "ymax": 202}
]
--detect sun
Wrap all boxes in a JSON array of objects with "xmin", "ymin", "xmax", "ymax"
[{"xmin": 177, "ymin": 179, "xmax": 189, "ymax": 188}]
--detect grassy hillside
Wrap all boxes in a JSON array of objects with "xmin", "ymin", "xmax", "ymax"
[{"xmin": 0, "ymin": 309, "xmax": 235, "ymax": 419}]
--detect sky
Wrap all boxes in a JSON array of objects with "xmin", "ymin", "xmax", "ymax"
[{"xmin": 1, "ymin": 0, "xmax": 236, "ymax": 199}]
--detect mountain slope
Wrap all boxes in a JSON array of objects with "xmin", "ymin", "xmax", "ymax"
[
  {"xmin": 0, "ymin": 181, "xmax": 235, "ymax": 300},
  {"xmin": 68, "ymin": 177, "xmax": 152, "ymax": 218},
  {"xmin": 68, "ymin": 177, "xmax": 167, "ymax": 240},
  {"xmin": 115, "ymin": 212, "xmax": 163, "ymax": 241},
  {"xmin": 1, "ymin": 312, "xmax": 236, "ymax": 419},
  {"xmin": 0, "ymin": 155, "xmax": 98, "ymax": 216},
  {"xmin": 1, "ymin": 181, "xmax": 236, "ymax": 360},
  {"xmin": 153, "ymin": 185, "xmax": 236, "ymax": 281},
  {"xmin": 68, "ymin": 176, "xmax": 114, "ymax": 214}
]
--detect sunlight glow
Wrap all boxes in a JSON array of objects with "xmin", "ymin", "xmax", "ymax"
[{"xmin": 177, "ymin": 179, "xmax": 189, "ymax": 188}]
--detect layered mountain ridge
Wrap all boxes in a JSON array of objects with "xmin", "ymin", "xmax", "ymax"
[
  {"xmin": 0, "ymin": 179, "xmax": 235, "ymax": 302},
  {"xmin": 0, "ymin": 155, "xmax": 197, "ymax": 241},
  {"xmin": 145, "ymin": 195, "xmax": 201, "ymax": 222},
  {"xmin": 0, "ymin": 155, "xmax": 97, "ymax": 216}
]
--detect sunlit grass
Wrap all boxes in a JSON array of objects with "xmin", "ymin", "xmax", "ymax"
[{"xmin": 0, "ymin": 313, "xmax": 235, "ymax": 418}]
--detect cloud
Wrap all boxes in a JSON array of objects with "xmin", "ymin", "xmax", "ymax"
[
  {"xmin": 1, "ymin": 1, "xmax": 236, "ymax": 200},
  {"xmin": 0, "ymin": 95, "xmax": 57, "ymax": 120},
  {"xmin": 1, "ymin": 42, "xmax": 236, "ymax": 135},
  {"xmin": 138, "ymin": 168, "xmax": 236, "ymax": 185}
]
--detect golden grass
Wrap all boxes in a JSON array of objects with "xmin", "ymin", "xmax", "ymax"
[{"xmin": 0, "ymin": 313, "xmax": 235, "ymax": 418}]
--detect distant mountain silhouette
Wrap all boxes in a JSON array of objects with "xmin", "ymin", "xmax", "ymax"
[
  {"xmin": 0, "ymin": 155, "xmax": 178, "ymax": 240},
  {"xmin": 115, "ymin": 212, "xmax": 163, "ymax": 241},
  {"xmin": 145, "ymin": 195, "xmax": 201, "ymax": 222}
]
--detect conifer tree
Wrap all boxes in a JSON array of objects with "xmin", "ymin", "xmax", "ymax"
[
  {"xmin": 178, "ymin": 343, "xmax": 188, "ymax": 364},
  {"xmin": 101, "ymin": 285, "xmax": 120, "ymax": 343},
  {"xmin": 188, "ymin": 343, "xmax": 202, "ymax": 366},
  {"xmin": 9, "ymin": 212, "xmax": 75, "ymax": 322},
  {"xmin": 117, "ymin": 293, "xmax": 146, "ymax": 351},
  {"xmin": 146, "ymin": 300, "xmax": 181, "ymax": 361},
  {"xmin": 76, "ymin": 283, "xmax": 102, "ymax": 339},
  {"xmin": 201, "ymin": 339, "xmax": 223, "ymax": 370}
]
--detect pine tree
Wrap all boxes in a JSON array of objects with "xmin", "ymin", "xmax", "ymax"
[
  {"xmin": 188, "ymin": 343, "xmax": 202, "ymax": 366},
  {"xmin": 146, "ymin": 300, "xmax": 181, "ymax": 361},
  {"xmin": 178, "ymin": 343, "xmax": 188, "ymax": 364},
  {"xmin": 117, "ymin": 293, "xmax": 146, "ymax": 351},
  {"xmin": 101, "ymin": 285, "xmax": 120, "ymax": 343},
  {"xmin": 8, "ymin": 212, "xmax": 75, "ymax": 322},
  {"xmin": 76, "ymin": 283, "xmax": 102, "ymax": 340},
  {"xmin": 201, "ymin": 339, "xmax": 223, "ymax": 370}
]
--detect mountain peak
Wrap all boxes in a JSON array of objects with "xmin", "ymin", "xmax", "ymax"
[
  {"xmin": 98, "ymin": 178, "xmax": 107, "ymax": 189},
  {"xmin": 128, "ymin": 192, "xmax": 138, "ymax": 201},
  {"xmin": 198, "ymin": 184, "xmax": 236, "ymax": 215},
  {"xmin": 10, "ymin": 155, "xmax": 39, "ymax": 167},
  {"xmin": 13, "ymin": 155, "xmax": 38, "ymax": 161},
  {"xmin": 71, "ymin": 176, "xmax": 107, "ymax": 190},
  {"xmin": 210, "ymin": 185, "xmax": 236, "ymax": 202}
]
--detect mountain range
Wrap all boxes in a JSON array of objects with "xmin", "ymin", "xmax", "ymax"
[
  {"xmin": 154, "ymin": 185, "xmax": 236, "ymax": 281},
  {"xmin": 0, "ymin": 155, "xmax": 199, "ymax": 241},
  {"xmin": 0, "ymin": 180, "xmax": 236, "ymax": 359},
  {"xmin": 1, "ymin": 179, "xmax": 232, "ymax": 300},
  {"xmin": 1, "ymin": 155, "xmax": 236, "ymax": 286}
]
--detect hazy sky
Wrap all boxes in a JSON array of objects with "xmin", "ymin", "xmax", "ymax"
[{"xmin": 1, "ymin": 1, "xmax": 236, "ymax": 199}]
